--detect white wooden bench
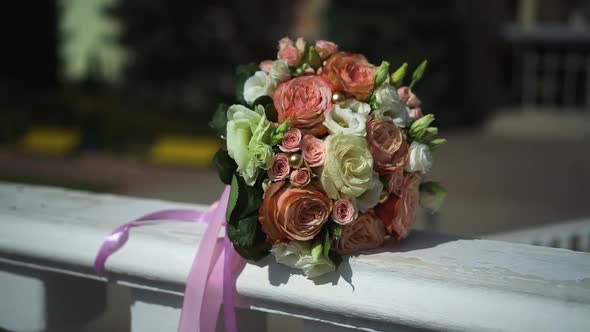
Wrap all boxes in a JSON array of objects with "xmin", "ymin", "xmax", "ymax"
[{"xmin": 1, "ymin": 182, "xmax": 590, "ymax": 332}]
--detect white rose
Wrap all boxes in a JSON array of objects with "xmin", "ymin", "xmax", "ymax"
[
  {"xmin": 243, "ymin": 71, "xmax": 273, "ymax": 105},
  {"xmin": 405, "ymin": 141, "xmax": 433, "ymax": 174},
  {"xmin": 269, "ymin": 60, "xmax": 291, "ymax": 84},
  {"xmin": 355, "ymin": 172, "xmax": 384, "ymax": 212},
  {"xmin": 270, "ymin": 241, "xmax": 336, "ymax": 278},
  {"xmin": 270, "ymin": 241, "xmax": 310, "ymax": 268},
  {"xmin": 323, "ymin": 104, "xmax": 368, "ymax": 136},
  {"xmin": 343, "ymin": 99, "xmax": 371, "ymax": 116},
  {"xmin": 372, "ymin": 84, "xmax": 410, "ymax": 127},
  {"xmin": 297, "ymin": 255, "xmax": 336, "ymax": 278}
]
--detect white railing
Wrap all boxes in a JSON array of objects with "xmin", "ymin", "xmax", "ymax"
[
  {"xmin": 503, "ymin": 24, "xmax": 590, "ymax": 112},
  {"xmin": 485, "ymin": 218, "xmax": 590, "ymax": 252},
  {"xmin": 1, "ymin": 182, "xmax": 590, "ymax": 332}
]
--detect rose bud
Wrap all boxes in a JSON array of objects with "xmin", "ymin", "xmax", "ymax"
[
  {"xmin": 267, "ymin": 153, "xmax": 290, "ymax": 181},
  {"xmin": 332, "ymin": 198, "xmax": 358, "ymax": 225},
  {"xmin": 279, "ymin": 128, "xmax": 302, "ymax": 152},
  {"xmin": 290, "ymin": 168, "xmax": 311, "ymax": 187}
]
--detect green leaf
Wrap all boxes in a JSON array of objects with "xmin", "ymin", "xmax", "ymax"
[
  {"xmin": 328, "ymin": 221, "xmax": 342, "ymax": 241},
  {"xmin": 253, "ymin": 95, "xmax": 277, "ymax": 122},
  {"xmin": 373, "ymin": 61, "xmax": 390, "ymax": 88},
  {"xmin": 328, "ymin": 250, "xmax": 343, "ymax": 267},
  {"xmin": 391, "ymin": 62, "xmax": 408, "ymax": 88},
  {"xmin": 233, "ymin": 241, "xmax": 271, "ymax": 261},
  {"xmin": 226, "ymin": 175, "xmax": 241, "ymax": 221},
  {"xmin": 311, "ymin": 236, "xmax": 323, "ymax": 263},
  {"xmin": 270, "ymin": 119, "xmax": 290, "ymax": 146},
  {"xmin": 227, "ymin": 215, "xmax": 258, "ymax": 247},
  {"xmin": 409, "ymin": 60, "xmax": 428, "ymax": 90},
  {"xmin": 308, "ymin": 46, "xmax": 321, "ymax": 71},
  {"xmin": 208, "ymin": 104, "xmax": 229, "ymax": 136},
  {"xmin": 213, "ymin": 149, "xmax": 237, "ymax": 185},
  {"xmin": 235, "ymin": 63, "xmax": 259, "ymax": 104},
  {"xmin": 322, "ymin": 229, "xmax": 331, "ymax": 258}
]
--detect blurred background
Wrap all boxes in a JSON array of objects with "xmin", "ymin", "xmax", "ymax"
[{"xmin": 1, "ymin": 0, "xmax": 589, "ymax": 237}]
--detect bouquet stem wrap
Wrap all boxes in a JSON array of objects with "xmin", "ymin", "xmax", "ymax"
[{"xmin": 94, "ymin": 186, "xmax": 244, "ymax": 332}]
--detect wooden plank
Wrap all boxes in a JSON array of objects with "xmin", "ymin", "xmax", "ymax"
[{"xmin": 1, "ymin": 183, "xmax": 590, "ymax": 331}]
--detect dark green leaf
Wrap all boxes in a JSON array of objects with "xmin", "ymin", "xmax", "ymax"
[
  {"xmin": 227, "ymin": 215, "xmax": 258, "ymax": 247},
  {"xmin": 322, "ymin": 229, "xmax": 331, "ymax": 258},
  {"xmin": 328, "ymin": 221, "xmax": 343, "ymax": 241},
  {"xmin": 226, "ymin": 175, "xmax": 240, "ymax": 221},
  {"xmin": 213, "ymin": 149, "xmax": 237, "ymax": 185},
  {"xmin": 208, "ymin": 104, "xmax": 228, "ymax": 136},
  {"xmin": 253, "ymin": 95, "xmax": 277, "ymax": 122},
  {"xmin": 308, "ymin": 46, "xmax": 321, "ymax": 70},
  {"xmin": 228, "ymin": 174, "xmax": 263, "ymax": 222},
  {"xmin": 233, "ymin": 241, "xmax": 271, "ymax": 261},
  {"xmin": 328, "ymin": 250, "xmax": 343, "ymax": 267}
]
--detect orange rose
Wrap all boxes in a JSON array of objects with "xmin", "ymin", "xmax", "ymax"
[
  {"xmin": 366, "ymin": 117, "xmax": 409, "ymax": 174},
  {"xmin": 335, "ymin": 210, "xmax": 386, "ymax": 254},
  {"xmin": 273, "ymin": 75, "xmax": 334, "ymax": 136},
  {"xmin": 322, "ymin": 52, "xmax": 375, "ymax": 101},
  {"xmin": 374, "ymin": 173, "xmax": 420, "ymax": 240},
  {"xmin": 259, "ymin": 181, "xmax": 332, "ymax": 243}
]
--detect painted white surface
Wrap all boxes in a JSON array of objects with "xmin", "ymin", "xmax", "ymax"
[
  {"xmin": 0, "ymin": 269, "xmax": 45, "ymax": 332},
  {"xmin": 1, "ymin": 182, "xmax": 590, "ymax": 331}
]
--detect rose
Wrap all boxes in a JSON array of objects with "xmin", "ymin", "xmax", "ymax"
[
  {"xmin": 259, "ymin": 60, "xmax": 273, "ymax": 73},
  {"xmin": 278, "ymin": 37, "xmax": 293, "ymax": 50},
  {"xmin": 384, "ymin": 167, "xmax": 404, "ymax": 197},
  {"xmin": 276, "ymin": 37, "xmax": 302, "ymax": 67},
  {"xmin": 323, "ymin": 104, "xmax": 368, "ymax": 136},
  {"xmin": 273, "ymin": 75, "xmax": 334, "ymax": 136},
  {"xmin": 409, "ymin": 108, "xmax": 424, "ymax": 121},
  {"xmin": 279, "ymin": 128, "xmax": 302, "ymax": 152},
  {"xmin": 243, "ymin": 71, "xmax": 273, "ymax": 105},
  {"xmin": 335, "ymin": 210, "xmax": 386, "ymax": 254},
  {"xmin": 374, "ymin": 173, "xmax": 420, "ymax": 239},
  {"xmin": 332, "ymin": 198, "xmax": 357, "ymax": 225},
  {"xmin": 315, "ymin": 40, "xmax": 338, "ymax": 59},
  {"xmin": 267, "ymin": 153, "xmax": 290, "ymax": 181},
  {"xmin": 355, "ymin": 173, "xmax": 384, "ymax": 212},
  {"xmin": 322, "ymin": 52, "xmax": 375, "ymax": 101},
  {"xmin": 270, "ymin": 241, "xmax": 336, "ymax": 278},
  {"xmin": 372, "ymin": 84, "xmax": 410, "ymax": 127},
  {"xmin": 259, "ymin": 181, "xmax": 332, "ymax": 242},
  {"xmin": 397, "ymin": 86, "xmax": 421, "ymax": 108},
  {"xmin": 301, "ymin": 134, "xmax": 325, "ymax": 167},
  {"xmin": 405, "ymin": 141, "xmax": 432, "ymax": 174},
  {"xmin": 320, "ymin": 133, "xmax": 374, "ymax": 198},
  {"xmin": 366, "ymin": 117, "xmax": 409, "ymax": 175},
  {"xmin": 226, "ymin": 104, "xmax": 274, "ymax": 185},
  {"xmin": 290, "ymin": 168, "xmax": 311, "ymax": 187},
  {"xmin": 295, "ymin": 37, "xmax": 306, "ymax": 53}
]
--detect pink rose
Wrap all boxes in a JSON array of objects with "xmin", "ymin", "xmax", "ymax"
[
  {"xmin": 259, "ymin": 181, "xmax": 332, "ymax": 242},
  {"xmin": 384, "ymin": 167, "xmax": 404, "ymax": 197},
  {"xmin": 366, "ymin": 117, "xmax": 409, "ymax": 174},
  {"xmin": 290, "ymin": 168, "xmax": 311, "ymax": 187},
  {"xmin": 278, "ymin": 37, "xmax": 293, "ymax": 51},
  {"xmin": 315, "ymin": 40, "xmax": 338, "ymax": 59},
  {"xmin": 295, "ymin": 37, "xmax": 306, "ymax": 53},
  {"xmin": 278, "ymin": 46, "xmax": 302, "ymax": 67},
  {"xmin": 273, "ymin": 75, "xmax": 334, "ymax": 136},
  {"xmin": 259, "ymin": 60, "xmax": 273, "ymax": 73},
  {"xmin": 267, "ymin": 153, "xmax": 290, "ymax": 181},
  {"xmin": 335, "ymin": 210, "xmax": 386, "ymax": 254},
  {"xmin": 374, "ymin": 173, "xmax": 420, "ymax": 240},
  {"xmin": 301, "ymin": 134, "xmax": 325, "ymax": 167},
  {"xmin": 332, "ymin": 198, "xmax": 357, "ymax": 225},
  {"xmin": 409, "ymin": 107, "xmax": 423, "ymax": 121},
  {"xmin": 279, "ymin": 128, "xmax": 302, "ymax": 152},
  {"xmin": 322, "ymin": 52, "xmax": 375, "ymax": 101},
  {"xmin": 397, "ymin": 86, "xmax": 421, "ymax": 108}
]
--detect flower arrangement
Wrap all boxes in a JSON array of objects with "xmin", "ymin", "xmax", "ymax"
[{"xmin": 210, "ymin": 37, "xmax": 447, "ymax": 278}]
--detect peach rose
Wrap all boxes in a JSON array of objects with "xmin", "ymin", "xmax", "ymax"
[
  {"xmin": 366, "ymin": 117, "xmax": 409, "ymax": 174},
  {"xmin": 273, "ymin": 75, "xmax": 334, "ymax": 136},
  {"xmin": 315, "ymin": 40, "xmax": 338, "ymax": 59},
  {"xmin": 384, "ymin": 167, "xmax": 404, "ymax": 197},
  {"xmin": 259, "ymin": 181, "xmax": 332, "ymax": 242},
  {"xmin": 290, "ymin": 168, "xmax": 311, "ymax": 187},
  {"xmin": 278, "ymin": 46, "xmax": 302, "ymax": 67},
  {"xmin": 267, "ymin": 153, "xmax": 290, "ymax": 181},
  {"xmin": 374, "ymin": 173, "xmax": 420, "ymax": 240},
  {"xmin": 322, "ymin": 52, "xmax": 375, "ymax": 101},
  {"xmin": 335, "ymin": 210, "xmax": 386, "ymax": 254},
  {"xmin": 332, "ymin": 198, "xmax": 357, "ymax": 225},
  {"xmin": 397, "ymin": 86, "xmax": 421, "ymax": 108},
  {"xmin": 279, "ymin": 128, "xmax": 302, "ymax": 152},
  {"xmin": 278, "ymin": 37, "xmax": 293, "ymax": 51},
  {"xmin": 259, "ymin": 60, "xmax": 273, "ymax": 73},
  {"xmin": 301, "ymin": 134, "xmax": 325, "ymax": 167}
]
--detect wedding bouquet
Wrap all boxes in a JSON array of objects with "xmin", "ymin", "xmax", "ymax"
[{"xmin": 210, "ymin": 37, "xmax": 447, "ymax": 278}]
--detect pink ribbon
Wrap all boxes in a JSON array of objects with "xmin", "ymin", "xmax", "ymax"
[{"xmin": 94, "ymin": 186, "xmax": 245, "ymax": 332}]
